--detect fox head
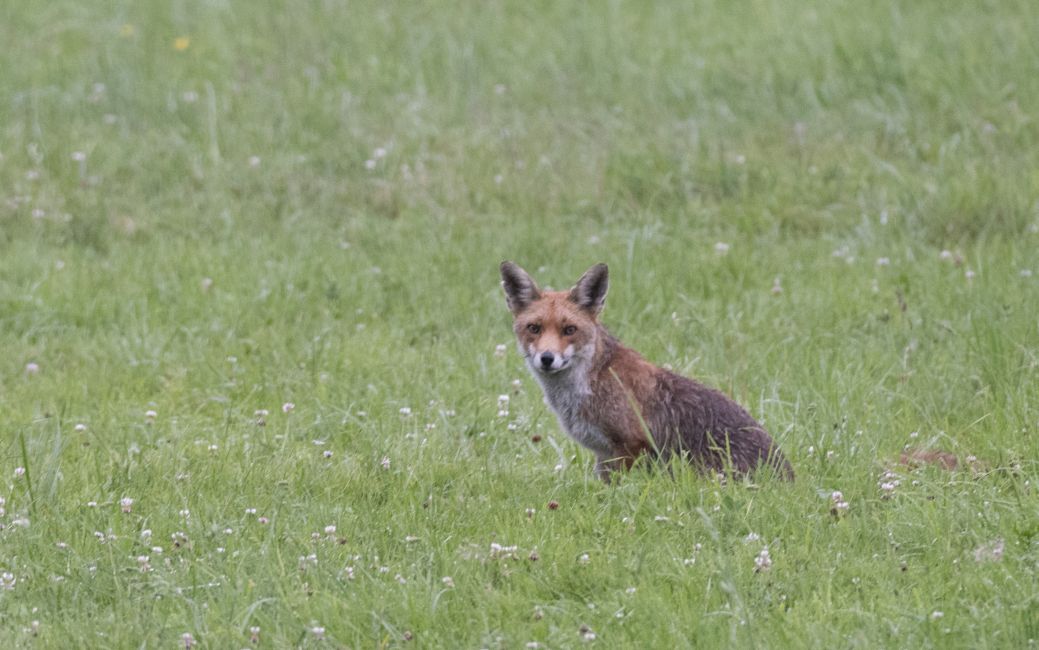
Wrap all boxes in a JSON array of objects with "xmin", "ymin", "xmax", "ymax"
[{"xmin": 500, "ymin": 261, "xmax": 609, "ymax": 375}]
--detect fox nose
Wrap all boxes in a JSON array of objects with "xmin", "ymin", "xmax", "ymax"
[{"xmin": 539, "ymin": 352, "xmax": 555, "ymax": 369}]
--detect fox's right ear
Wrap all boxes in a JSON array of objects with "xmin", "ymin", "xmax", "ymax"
[{"xmin": 500, "ymin": 261, "xmax": 541, "ymax": 314}]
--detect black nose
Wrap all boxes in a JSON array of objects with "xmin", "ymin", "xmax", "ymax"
[{"xmin": 540, "ymin": 352, "xmax": 554, "ymax": 368}]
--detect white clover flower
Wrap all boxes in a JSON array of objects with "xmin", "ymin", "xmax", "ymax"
[
  {"xmin": 282, "ymin": 402, "xmax": 295, "ymax": 413},
  {"xmin": 831, "ymin": 491, "xmax": 850, "ymax": 516},
  {"xmin": 579, "ymin": 624, "xmax": 596, "ymax": 641},
  {"xmin": 120, "ymin": 497, "xmax": 134, "ymax": 513},
  {"xmin": 754, "ymin": 547, "xmax": 772, "ymax": 572}
]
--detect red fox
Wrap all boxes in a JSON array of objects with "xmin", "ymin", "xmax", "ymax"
[{"xmin": 500, "ymin": 261, "xmax": 793, "ymax": 482}]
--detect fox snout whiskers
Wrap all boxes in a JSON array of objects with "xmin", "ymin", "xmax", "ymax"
[{"xmin": 532, "ymin": 350, "xmax": 569, "ymax": 373}]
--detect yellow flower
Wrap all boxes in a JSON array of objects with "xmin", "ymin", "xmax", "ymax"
[
  {"xmin": 119, "ymin": 24, "xmax": 135, "ymax": 37},
  {"xmin": 174, "ymin": 36, "xmax": 190, "ymax": 51}
]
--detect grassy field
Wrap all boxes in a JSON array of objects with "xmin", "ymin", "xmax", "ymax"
[{"xmin": 2, "ymin": 0, "xmax": 1039, "ymax": 647}]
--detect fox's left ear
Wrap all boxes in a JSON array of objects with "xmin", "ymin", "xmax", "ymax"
[{"xmin": 570, "ymin": 263, "xmax": 609, "ymax": 316}]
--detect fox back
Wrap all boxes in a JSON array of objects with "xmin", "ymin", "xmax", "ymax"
[{"xmin": 500, "ymin": 261, "xmax": 793, "ymax": 482}]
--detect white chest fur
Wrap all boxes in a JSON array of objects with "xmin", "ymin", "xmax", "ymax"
[{"xmin": 529, "ymin": 361, "xmax": 613, "ymax": 456}]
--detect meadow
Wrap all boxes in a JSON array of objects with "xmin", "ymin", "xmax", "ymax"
[{"xmin": 1, "ymin": 0, "xmax": 1038, "ymax": 647}]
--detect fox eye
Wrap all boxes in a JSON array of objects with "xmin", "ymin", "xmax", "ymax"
[
  {"xmin": 526, "ymin": 323, "xmax": 542, "ymax": 334},
  {"xmin": 562, "ymin": 325, "xmax": 577, "ymax": 336}
]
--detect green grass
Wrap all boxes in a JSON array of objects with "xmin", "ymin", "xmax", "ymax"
[{"xmin": 2, "ymin": 0, "xmax": 1039, "ymax": 647}]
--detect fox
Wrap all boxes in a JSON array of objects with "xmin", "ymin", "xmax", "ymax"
[{"xmin": 500, "ymin": 261, "xmax": 793, "ymax": 482}]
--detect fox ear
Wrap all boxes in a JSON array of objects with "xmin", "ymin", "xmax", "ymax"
[
  {"xmin": 570, "ymin": 263, "xmax": 609, "ymax": 315},
  {"xmin": 500, "ymin": 261, "xmax": 541, "ymax": 313}
]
